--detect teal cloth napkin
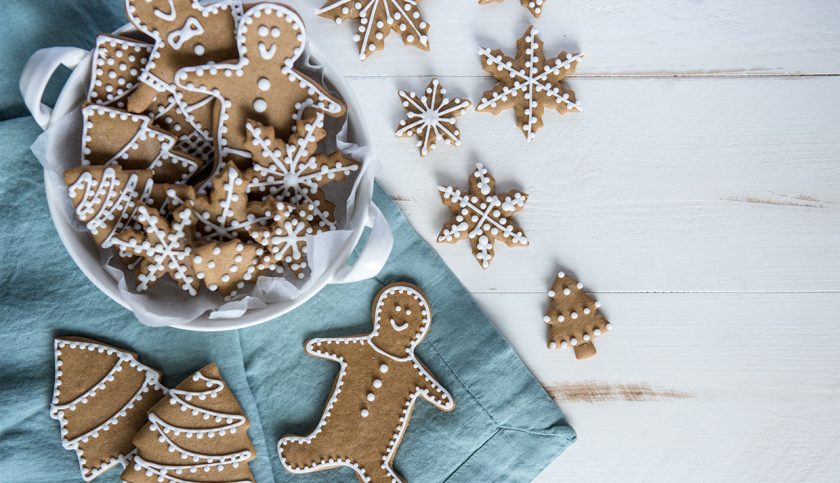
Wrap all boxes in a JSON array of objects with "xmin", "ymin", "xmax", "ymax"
[{"xmin": 0, "ymin": 1, "xmax": 575, "ymax": 480}]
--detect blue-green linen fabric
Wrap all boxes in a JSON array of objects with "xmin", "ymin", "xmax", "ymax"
[{"xmin": 0, "ymin": 1, "xmax": 575, "ymax": 481}]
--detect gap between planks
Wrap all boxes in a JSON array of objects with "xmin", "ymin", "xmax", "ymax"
[{"xmin": 345, "ymin": 72, "xmax": 840, "ymax": 80}]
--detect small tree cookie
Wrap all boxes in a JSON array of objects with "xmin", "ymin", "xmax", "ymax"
[
  {"xmin": 50, "ymin": 337, "xmax": 166, "ymax": 481},
  {"xmin": 395, "ymin": 78, "xmax": 471, "ymax": 157},
  {"xmin": 278, "ymin": 283, "xmax": 455, "ymax": 482},
  {"xmin": 437, "ymin": 162, "xmax": 529, "ymax": 268},
  {"xmin": 122, "ymin": 363, "xmax": 256, "ymax": 482},
  {"xmin": 545, "ymin": 271, "xmax": 612, "ymax": 359},
  {"xmin": 476, "ymin": 26, "xmax": 583, "ymax": 142},
  {"xmin": 193, "ymin": 240, "xmax": 262, "ymax": 300}
]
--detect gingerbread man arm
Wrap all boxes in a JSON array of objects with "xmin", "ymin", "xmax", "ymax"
[
  {"xmin": 413, "ymin": 362, "xmax": 455, "ymax": 411},
  {"xmin": 175, "ymin": 64, "xmax": 230, "ymax": 99},
  {"xmin": 305, "ymin": 337, "xmax": 365, "ymax": 360}
]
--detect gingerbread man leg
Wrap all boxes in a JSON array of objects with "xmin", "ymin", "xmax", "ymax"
[
  {"xmin": 356, "ymin": 457, "xmax": 402, "ymax": 483},
  {"xmin": 278, "ymin": 437, "xmax": 322, "ymax": 471}
]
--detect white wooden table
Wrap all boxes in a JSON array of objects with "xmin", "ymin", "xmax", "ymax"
[{"xmin": 294, "ymin": 1, "xmax": 840, "ymax": 480}]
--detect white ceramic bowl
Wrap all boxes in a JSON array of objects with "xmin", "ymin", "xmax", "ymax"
[{"xmin": 20, "ymin": 4, "xmax": 392, "ymax": 331}]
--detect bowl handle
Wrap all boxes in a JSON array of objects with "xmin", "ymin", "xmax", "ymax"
[
  {"xmin": 20, "ymin": 47, "xmax": 88, "ymax": 130},
  {"xmin": 331, "ymin": 203, "xmax": 393, "ymax": 284}
]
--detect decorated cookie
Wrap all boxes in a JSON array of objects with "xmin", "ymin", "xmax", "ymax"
[
  {"xmin": 317, "ymin": 0, "xmax": 431, "ymax": 60},
  {"xmin": 246, "ymin": 201, "xmax": 315, "ymax": 279},
  {"xmin": 124, "ymin": 0, "xmax": 241, "ymax": 113},
  {"xmin": 192, "ymin": 161, "xmax": 250, "ymax": 242},
  {"xmin": 176, "ymin": 3, "xmax": 345, "ymax": 166},
  {"xmin": 145, "ymin": 87, "xmax": 217, "ymax": 166},
  {"xmin": 545, "ymin": 271, "xmax": 611, "ymax": 359},
  {"xmin": 193, "ymin": 240, "xmax": 262, "ymax": 299},
  {"xmin": 148, "ymin": 183, "xmax": 196, "ymax": 216},
  {"xmin": 115, "ymin": 204, "xmax": 198, "ymax": 295},
  {"xmin": 51, "ymin": 337, "xmax": 166, "ymax": 481},
  {"xmin": 278, "ymin": 283, "xmax": 455, "ymax": 481},
  {"xmin": 81, "ymin": 104, "xmax": 204, "ymax": 184},
  {"xmin": 243, "ymin": 109, "xmax": 359, "ymax": 230},
  {"xmin": 478, "ymin": 0, "xmax": 545, "ymax": 17},
  {"xmin": 476, "ymin": 26, "xmax": 583, "ymax": 142},
  {"xmin": 122, "ymin": 363, "xmax": 256, "ymax": 483},
  {"xmin": 64, "ymin": 165, "xmax": 154, "ymax": 248},
  {"xmin": 88, "ymin": 35, "xmax": 152, "ymax": 110},
  {"xmin": 395, "ymin": 78, "xmax": 471, "ymax": 157},
  {"xmin": 437, "ymin": 162, "xmax": 529, "ymax": 268}
]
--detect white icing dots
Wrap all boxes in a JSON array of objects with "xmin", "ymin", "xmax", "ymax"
[
  {"xmin": 257, "ymin": 77, "xmax": 271, "ymax": 91},
  {"xmin": 379, "ymin": 364, "xmax": 389, "ymax": 373},
  {"xmin": 253, "ymin": 98, "xmax": 268, "ymax": 113}
]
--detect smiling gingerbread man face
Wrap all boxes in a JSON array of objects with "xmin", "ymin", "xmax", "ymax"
[{"xmin": 370, "ymin": 284, "xmax": 431, "ymax": 358}]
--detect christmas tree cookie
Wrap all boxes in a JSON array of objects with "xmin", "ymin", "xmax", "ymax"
[
  {"xmin": 50, "ymin": 337, "xmax": 166, "ymax": 481},
  {"xmin": 278, "ymin": 283, "xmax": 455, "ymax": 482},
  {"xmin": 545, "ymin": 271, "xmax": 612, "ymax": 359},
  {"xmin": 122, "ymin": 363, "xmax": 256, "ymax": 482}
]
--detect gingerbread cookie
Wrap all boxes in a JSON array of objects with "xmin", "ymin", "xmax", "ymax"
[
  {"xmin": 81, "ymin": 104, "xmax": 204, "ymax": 184},
  {"xmin": 122, "ymin": 363, "xmax": 256, "ymax": 483},
  {"xmin": 176, "ymin": 3, "xmax": 345, "ymax": 166},
  {"xmin": 243, "ymin": 109, "xmax": 359, "ymax": 230},
  {"xmin": 193, "ymin": 240, "xmax": 262, "ymax": 299},
  {"xmin": 51, "ymin": 337, "xmax": 166, "ymax": 481},
  {"xmin": 545, "ymin": 271, "xmax": 611, "ymax": 359},
  {"xmin": 148, "ymin": 183, "xmax": 196, "ymax": 216},
  {"xmin": 124, "ymin": 0, "xmax": 241, "ymax": 113},
  {"xmin": 478, "ymin": 0, "xmax": 545, "ymax": 17},
  {"xmin": 114, "ymin": 204, "xmax": 198, "ymax": 295},
  {"xmin": 437, "ymin": 162, "xmax": 529, "ymax": 268},
  {"xmin": 278, "ymin": 283, "xmax": 454, "ymax": 482},
  {"xmin": 88, "ymin": 35, "xmax": 152, "ymax": 110},
  {"xmin": 476, "ymin": 26, "xmax": 583, "ymax": 142},
  {"xmin": 395, "ymin": 78, "xmax": 471, "ymax": 157},
  {"xmin": 317, "ymin": 0, "xmax": 431, "ymax": 60},
  {"xmin": 245, "ymin": 201, "xmax": 315, "ymax": 279},
  {"xmin": 145, "ymin": 87, "xmax": 217, "ymax": 166},
  {"xmin": 64, "ymin": 165, "xmax": 154, "ymax": 248},
  {"xmin": 193, "ymin": 161, "xmax": 251, "ymax": 242}
]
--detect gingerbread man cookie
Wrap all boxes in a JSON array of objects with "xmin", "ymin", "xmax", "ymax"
[
  {"xmin": 437, "ymin": 162, "xmax": 529, "ymax": 268},
  {"xmin": 476, "ymin": 26, "xmax": 583, "ymax": 142},
  {"xmin": 545, "ymin": 271, "xmax": 612, "ymax": 359},
  {"xmin": 51, "ymin": 337, "xmax": 166, "ymax": 481},
  {"xmin": 176, "ymin": 3, "xmax": 345, "ymax": 166},
  {"xmin": 395, "ymin": 78, "xmax": 471, "ymax": 157},
  {"xmin": 278, "ymin": 283, "xmax": 455, "ymax": 482},
  {"xmin": 122, "ymin": 364, "xmax": 256, "ymax": 482},
  {"xmin": 317, "ymin": 0, "xmax": 431, "ymax": 61},
  {"xmin": 124, "ymin": 0, "xmax": 241, "ymax": 113}
]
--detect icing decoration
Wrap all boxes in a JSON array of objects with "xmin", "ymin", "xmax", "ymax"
[
  {"xmin": 192, "ymin": 240, "xmax": 262, "ymax": 299},
  {"xmin": 395, "ymin": 78, "xmax": 471, "ymax": 157},
  {"xmin": 51, "ymin": 337, "xmax": 166, "ymax": 482},
  {"xmin": 317, "ymin": 0, "xmax": 431, "ymax": 61},
  {"xmin": 148, "ymin": 183, "xmax": 196, "ymax": 217},
  {"xmin": 243, "ymin": 109, "xmax": 359, "ymax": 231},
  {"xmin": 193, "ymin": 161, "xmax": 260, "ymax": 242},
  {"xmin": 175, "ymin": 3, "xmax": 345, "ymax": 167},
  {"xmin": 64, "ymin": 165, "xmax": 154, "ymax": 248},
  {"xmin": 124, "ymin": 0, "xmax": 241, "ymax": 113},
  {"xmin": 476, "ymin": 26, "xmax": 583, "ymax": 142},
  {"xmin": 437, "ymin": 162, "xmax": 529, "ymax": 268},
  {"xmin": 478, "ymin": 0, "xmax": 545, "ymax": 17},
  {"xmin": 114, "ymin": 204, "xmax": 198, "ymax": 295},
  {"xmin": 245, "ymin": 201, "xmax": 315, "ymax": 279},
  {"xmin": 545, "ymin": 271, "xmax": 612, "ymax": 359},
  {"xmin": 88, "ymin": 35, "xmax": 153, "ymax": 110},
  {"xmin": 145, "ymin": 87, "xmax": 217, "ymax": 167},
  {"xmin": 121, "ymin": 364, "xmax": 256, "ymax": 483},
  {"xmin": 81, "ymin": 104, "xmax": 204, "ymax": 184},
  {"xmin": 278, "ymin": 283, "xmax": 455, "ymax": 482}
]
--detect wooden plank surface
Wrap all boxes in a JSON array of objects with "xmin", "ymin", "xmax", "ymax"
[{"xmin": 291, "ymin": 0, "xmax": 840, "ymax": 480}]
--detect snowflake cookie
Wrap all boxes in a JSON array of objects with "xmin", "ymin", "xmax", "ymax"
[
  {"xmin": 81, "ymin": 104, "xmax": 204, "ymax": 184},
  {"xmin": 317, "ymin": 0, "xmax": 431, "ymax": 61},
  {"xmin": 124, "ymin": 0, "xmax": 241, "ymax": 113},
  {"xmin": 122, "ymin": 363, "xmax": 256, "ymax": 482},
  {"xmin": 243, "ymin": 109, "xmax": 360, "ymax": 231},
  {"xmin": 175, "ymin": 3, "xmax": 345, "ymax": 167},
  {"xmin": 476, "ymin": 26, "xmax": 583, "ymax": 142},
  {"xmin": 245, "ymin": 201, "xmax": 316, "ymax": 279},
  {"xmin": 545, "ymin": 271, "xmax": 611, "ymax": 359},
  {"xmin": 479, "ymin": 0, "xmax": 545, "ymax": 17},
  {"xmin": 437, "ymin": 162, "xmax": 529, "ymax": 268},
  {"xmin": 51, "ymin": 337, "xmax": 166, "ymax": 482},
  {"xmin": 278, "ymin": 283, "xmax": 454, "ymax": 482},
  {"xmin": 115, "ymin": 204, "xmax": 198, "ymax": 295},
  {"xmin": 64, "ymin": 165, "xmax": 154, "ymax": 248},
  {"xmin": 395, "ymin": 78, "xmax": 471, "ymax": 156}
]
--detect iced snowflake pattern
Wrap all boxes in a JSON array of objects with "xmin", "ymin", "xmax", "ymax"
[
  {"xmin": 437, "ymin": 163, "xmax": 529, "ymax": 268},
  {"xmin": 395, "ymin": 78, "xmax": 471, "ymax": 156},
  {"xmin": 477, "ymin": 26, "xmax": 583, "ymax": 142}
]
